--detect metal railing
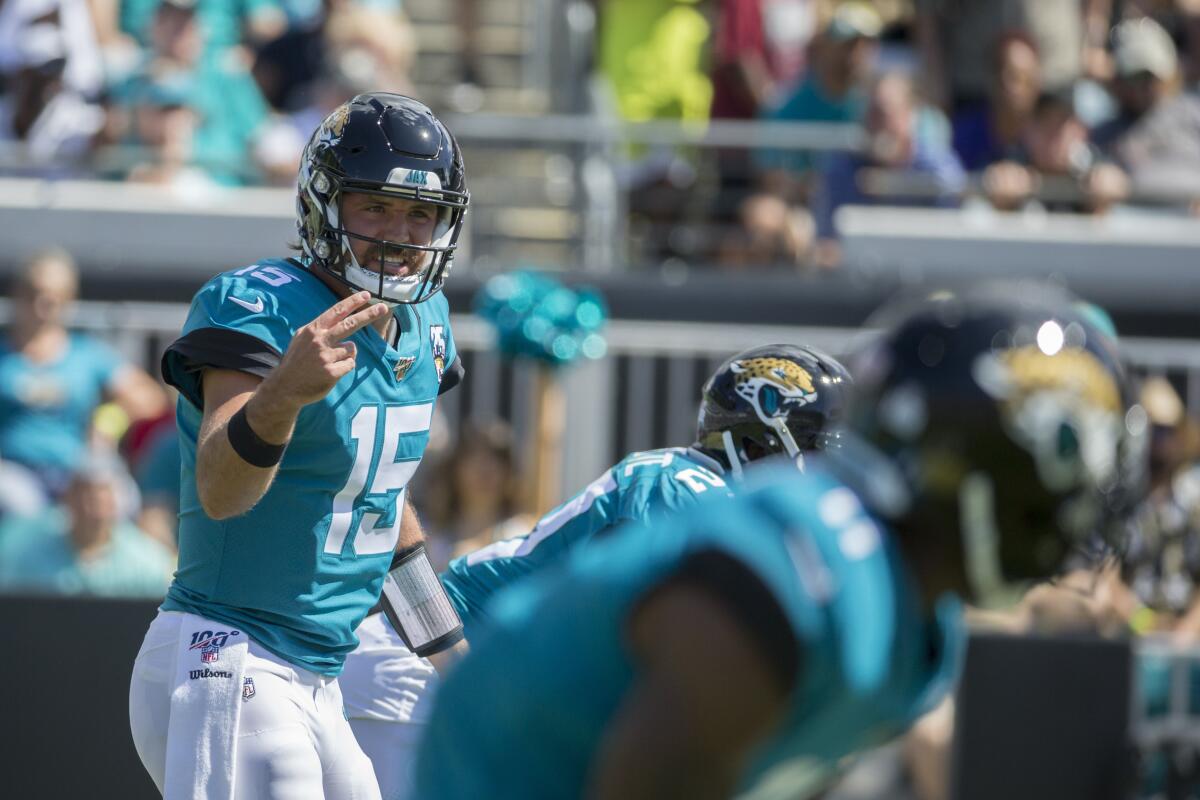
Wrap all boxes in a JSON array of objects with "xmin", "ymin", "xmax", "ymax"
[{"xmin": 3, "ymin": 298, "xmax": 1196, "ymax": 503}]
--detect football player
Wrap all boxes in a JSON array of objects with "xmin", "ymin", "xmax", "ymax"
[
  {"xmin": 411, "ymin": 285, "xmax": 1145, "ymax": 800},
  {"xmin": 340, "ymin": 344, "xmax": 852, "ymax": 800},
  {"xmin": 128, "ymin": 93, "xmax": 469, "ymax": 800}
]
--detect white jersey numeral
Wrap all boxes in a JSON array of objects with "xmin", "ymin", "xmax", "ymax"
[
  {"xmin": 234, "ymin": 264, "xmax": 297, "ymax": 287},
  {"xmin": 676, "ymin": 468, "xmax": 726, "ymax": 493},
  {"xmin": 324, "ymin": 403, "xmax": 433, "ymax": 557}
]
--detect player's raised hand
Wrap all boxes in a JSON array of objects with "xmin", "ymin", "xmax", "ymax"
[{"xmin": 264, "ymin": 291, "xmax": 390, "ymax": 408}]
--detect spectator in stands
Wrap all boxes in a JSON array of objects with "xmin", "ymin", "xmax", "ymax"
[
  {"xmin": 810, "ymin": 72, "xmax": 965, "ymax": 262},
  {"xmin": 710, "ymin": 0, "xmax": 817, "ymax": 122},
  {"xmin": 123, "ymin": 75, "xmax": 211, "ymax": 188},
  {"xmin": 0, "ymin": 454, "xmax": 174, "ymax": 598},
  {"xmin": 0, "ymin": 6, "xmax": 105, "ymax": 176},
  {"xmin": 758, "ymin": 1, "xmax": 881, "ymax": 185},
  {"xmin": 1092, "ymin": 17, "xmax": 1200, "ymax": 207},
  {"xmin": 1118, "ymin": 0, "xmax": 1200, "ymax": 85},
  {"xmin": 422, "ymin": 420, "xmax": 533, "ymax": 570},
  {"xmin": 117, "ymin": 0, "xmax": 285, "ymax": 61},
  {"xmin": 982, "ymin": 92, "xmax": 1130, "ymax": 214},
  {"xmin": 255, "ymin": 1, "xmax": 416, "ymax": 115},
  {"xmin": 253, "ymin": 3, "xmax": 417, "ymax": 184},
  {"xmin": 113, "ymin": 0, "xmax": 271, "ymax": 185},
  {"xmin": 915, "ymin": 0, "xmax": 1112, "ymax": 112},
  {"xmin": 720, "ymin": 3, "xmax": 880, "ymax": 268},
  {"xmin": 0, "ymin": 0, "xmax": 106, "ymax": 98},
  {"xmin": 952, "ymin": 31, "xmax": 1043, "ymax": 172},
  {"xmin": 706, "ymin": 0, "xmax": 821, "ymax": 246},
  {"xmin": 0, "ymin": 249, "xmax": 166, "ymax": 498}
]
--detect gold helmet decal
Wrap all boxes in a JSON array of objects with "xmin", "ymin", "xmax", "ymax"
[
  {"xmin": 324, "ymin": 104, "xmax": 350, "ymax": 141},
  {"xmin": 730, "ymin": 357, "xmax": 819, "ymax": 416},
  {"xmin": 974, "ymin": 344, "xmax": 1124, "ymax": 492},
  {"xmin": 997, "ymin": 345, "xmax": 1121, "ymax": 414}
]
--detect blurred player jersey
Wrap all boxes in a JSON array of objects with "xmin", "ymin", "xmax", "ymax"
[
  {"xmin": 161, "ymin": 258, "xmax": 460, "ymax": 675},
  {"xmin": 415, "ymin": 461, "xmax": 963, "ymax": 799},
  {"xmin": 440, "ymin": 446, "xmax": 730, "ymax": 637}
]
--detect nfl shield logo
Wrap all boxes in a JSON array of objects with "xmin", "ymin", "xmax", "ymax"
[
  {"xmin": 201, "ymin": 644, "xmax": 219, "ymax": 663},
  {"xmin": 242, "ymin": 678, "xmax": 256, "ymax": 700}
]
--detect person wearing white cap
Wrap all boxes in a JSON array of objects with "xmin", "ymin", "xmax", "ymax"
[{"xmin": 1092, "ymin": 16, "xmax": 1200, "ymax": 204}]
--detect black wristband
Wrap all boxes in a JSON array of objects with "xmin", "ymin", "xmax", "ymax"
[{"xmin": 227, "ymin": 405, "xmax": 288, "ymax": 468}]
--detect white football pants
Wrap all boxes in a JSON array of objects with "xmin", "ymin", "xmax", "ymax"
[
  {"xmin": 129, "ymin": 610, "xmax": 381, "ymax": 800},
  {"xmin": 341, "ymin": 613, "xmax": 440, "ymax": 800}
]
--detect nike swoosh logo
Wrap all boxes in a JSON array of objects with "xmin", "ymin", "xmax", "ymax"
[{"xmin": 228, "ymin": 295, "xmax": 264, "ymax": 313}]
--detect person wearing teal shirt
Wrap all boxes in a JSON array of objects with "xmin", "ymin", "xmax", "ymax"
[
  {"xmin": 0, "ymin": 249, "xmax": 167, "ymax": 498},
  {"xmin": 413, "ymin": 286, "xmax": 1145, "ymax": 800},
  {"xmin": 128, "ymin": 94, "xmax": 470, "ymax": 800},
  {"xmin": 120, "ymin": 0, "xmax": 286, "ymax": 59},
  {"xmin": 344, "ymin": 345, "xmax": 853, "ymax": 800},
  {"xmin": 0, "ymin": 457, "xmax": 174, "ymax": 599}
]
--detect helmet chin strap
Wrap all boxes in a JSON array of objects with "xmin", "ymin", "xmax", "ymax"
[
  {"xmin": 771, "ymin": 418, "xmax": 802, "ymax": 461},
  {"xmin": 721, "ymin": 431, "xmax": 744, "ymax": 481},
  {"xmin": 959, "ymin": 472, "xmax": 1026, "ymax": 609}
]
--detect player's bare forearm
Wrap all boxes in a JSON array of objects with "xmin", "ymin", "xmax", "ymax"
[
  {"xmin": 398, "ymin": 496, "xmax": 427, "ymax": 549},
  {"xmin": 426, "ymin": 637, "xmax": 470, "ymax": 677},
  {"xmin": 195, "ymin": 369, "xmax": 301, "ymax": 520}
]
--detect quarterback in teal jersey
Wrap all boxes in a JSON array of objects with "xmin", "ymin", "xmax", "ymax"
[
  {"xmin": 129, "ymin": 93, "xmax": 469, "ymax": 800},
  {"xmin": 413, "ymin": 286, "xmax": 1146, "ymax": 800},
  {"xmin": 342, "ymin": 344, "xmax": 852, "ymax": 800}
]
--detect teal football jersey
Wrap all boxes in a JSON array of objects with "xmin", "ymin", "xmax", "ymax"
[
  {"xmin": 414, "ymin": 462, "xmax": 963, "ymax": 800},
  {"xmin": 161, "ymin": 258, "xmax": 460, "ymax": 675},
  {"xmin": 441, "ymin": 447, "xmax": 730, "ymax": 637}
]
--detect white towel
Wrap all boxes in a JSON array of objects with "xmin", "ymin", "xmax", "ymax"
[{"xmin": 163, "ymin": 613, "xmax": 249, "ymax": 800}]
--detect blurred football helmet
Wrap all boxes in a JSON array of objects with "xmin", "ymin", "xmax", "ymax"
[
  {"xmin": 695, "ymin": 344, "xmax": 853, "ymax": 477},
  {"xmin": 847, "ymin": 285, "xmax": 1147, "ymax": 605},
  {"xmin": 297, "ymin": 92, "xmax": 469, "ymax": 305}
]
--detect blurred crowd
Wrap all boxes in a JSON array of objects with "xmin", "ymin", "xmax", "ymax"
[
  {"xmin": 0, "ymin": 0, "xmax": 423, "ymax": 186},
  {"xmin": 600, "ymin": 0, "xmax": 1200, "ymax": 269},
  {"xmin": 0, "ymin": 247, "xmax": 532, "ymax": 600},
  {"xmin": 6, "ymin": 1, "xmax": 1200, "ymax": 270}
]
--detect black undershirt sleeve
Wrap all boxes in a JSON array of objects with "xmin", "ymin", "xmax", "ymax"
[{"xmin": 161, "ymin": 328, "xmax": 283, "ymax": 410}]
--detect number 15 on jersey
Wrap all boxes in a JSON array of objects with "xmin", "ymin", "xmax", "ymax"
[{"xmin": 324, "ymin": 403, "xmax": 433, "ymax": 558}]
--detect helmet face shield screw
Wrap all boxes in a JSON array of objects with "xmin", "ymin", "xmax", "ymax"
[
  {"xmin": 316, "ymin": 241, "xmax": 331, "ymax": 258},
  {"xmin": 313, "ymin": 172, "xmax": 330, "ymax": 194}
]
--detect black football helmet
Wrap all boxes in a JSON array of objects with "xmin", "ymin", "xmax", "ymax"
[
  {"xmin": 695, "ymin": 344, "xmax": 853, "ymax": 476},
  {"xmin": 297, "ymin": 92, "xmax": 469, "ymax": 305},
  {"xmin": 847, "ymin": 285, "xmax": 1147, "ymax": 604}
]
